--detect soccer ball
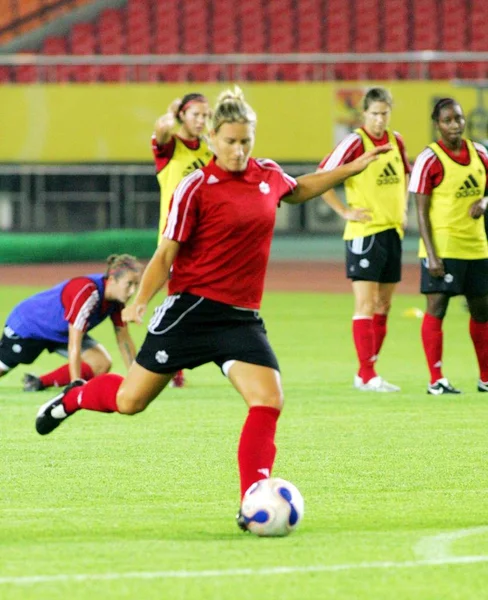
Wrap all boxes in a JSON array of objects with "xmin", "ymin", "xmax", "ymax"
[{"xmin": 240, "ymin": 477, "xmax": 304, "ymax": 537}]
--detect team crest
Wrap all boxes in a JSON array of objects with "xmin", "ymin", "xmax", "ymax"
[{"xmin": 259, "ymin": 181, "xmax": 270, "ymax": 194}]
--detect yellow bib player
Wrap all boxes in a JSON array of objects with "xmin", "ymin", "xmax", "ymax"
[
  {"xmin": 151, "ymin": 93, "xmax": 213, "ymax": 387},
  {"xmin": 410, "ymin": 98, "xmax": 488, "ymax": 396},
  {"xmin": 152, "ymin": 94, "xmax": 213, "ymax": 241},
  {"xmin": 319, "ymin": 87, "xmax": 411, "ymax": 393}
]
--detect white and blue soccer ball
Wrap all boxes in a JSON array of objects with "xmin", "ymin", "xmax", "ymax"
[{"xmin": 240, "ymin": 477, "xmax": 304, "ymax": 537}]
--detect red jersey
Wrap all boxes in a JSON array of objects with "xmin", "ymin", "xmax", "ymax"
[
  {"xmin": 319, "ymin": 127, "xmax": 411, "ymax": 175},
  {"xmin": 62, "ymin": 277, "xmax": 124, "ymax": 331},
  {"xmin": 409, "ymin": 140, "xmax": 488, "ymax": 195},
  {"xmin": 163, "ymin": 157, "xmax": 297, "ymax": 309}
]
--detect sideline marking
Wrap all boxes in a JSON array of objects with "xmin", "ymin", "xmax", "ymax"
[
  {"xmin": 415, "ymin": 526, "xmax": 488, "ymax": 560},
  {"xmin": 1, "ymin": 555, "xmax": 488, "ymax": 586}
]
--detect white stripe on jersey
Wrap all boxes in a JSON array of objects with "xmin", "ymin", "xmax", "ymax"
[
  {"xmin": 256, "ymin": 158, "xmax": 297, "ymax": 192},
  {"xmin": 65, "ymin": 283, "xmax": 98, "ymax": 322},
  {"xmin": 73, "ymin": 290, "xmax": 99, "ymax": 331},
  {"xmin": 408, "ymin": 148, "xmax": 437, "ymax": 193},
  {"xmin": 474, "ymin": 141, "xmax": 488, "ymax": 158},
  {"xmin": 164, "ymin": 169, "xmax": 205, "ymax": 240},
  {"xmin": 322, "ymin": 133, "xmax": 362, "ymax": 171}
]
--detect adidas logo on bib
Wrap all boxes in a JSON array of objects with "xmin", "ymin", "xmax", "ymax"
[
  {"xmin": 377, "ymin": 163, "xmax": 400, "ymax": 185},
  {"xmin": 455, "ymin": 174, "xmax": 481, "ymax": 198}
]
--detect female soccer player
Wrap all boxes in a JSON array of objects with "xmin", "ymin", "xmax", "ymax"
[
  {"xmin": 319, "ymin": 87, "xmax": 411, "ymax": 392},
  {"xmin": 0, "ymin": 254, "xmax": 141, "ymax": 390},
  {"xmin": 152, "ymin": 93, "xmax": 213, "ymax": 387},
  {"xmin": 35, "ymin": 87, "xmax": 390, "ymax": 524},
  {"xmin": 409, "ymin": 98, "xmax": 488, "ymax": 394}
]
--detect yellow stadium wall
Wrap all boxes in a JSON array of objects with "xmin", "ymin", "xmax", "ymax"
[{"xmin": 1, "ymin": 81, "xmax": 482, "ymax": 163}]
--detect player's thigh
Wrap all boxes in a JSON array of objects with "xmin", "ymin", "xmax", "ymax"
[
  {"xmin": 227, "ymin": 361, "xmax": 283, "ymax": 410},
  {"xmin": 116, "ymin": 361, "xmax": 173, "ymax": 414}
]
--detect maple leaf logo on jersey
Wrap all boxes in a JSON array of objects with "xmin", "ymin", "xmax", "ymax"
[
  {"xmin": 207, "ymin": 174, "xmax": 219, "ymax": 184},
  {"xmin": 259, "ymin": 181, "xmax": 270, "ymax": 194}
]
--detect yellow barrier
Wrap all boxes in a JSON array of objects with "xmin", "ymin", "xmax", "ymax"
[{"xmin": 1, "ymin": 82, "xmax": 480, "ymax": 162}]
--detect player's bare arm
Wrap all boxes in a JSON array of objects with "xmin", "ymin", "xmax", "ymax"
[
  {"xmin": 115, "ymin": 326, "xmax": 137, "ymax": 369},
  {"xmin": 284, "ymin": 145, "xmax": 392, "ymax": 205},
  {"xmin": 122, "ymin": 239, "xmax": 180, "ymax": 324},
  {"xmin": 67, "ymin": 324, "xmax": 84, "ymax": 381},
  {"xmin": 154, "ymin": 98, "xmax": 181, "ymax": 145},
  {"xmin": 415, "ymin": 192, "xmax": 444, "ymax": 277},
  {"xmin": 321, "ymin": 187, "xmax": 372, "ymax": 222}
]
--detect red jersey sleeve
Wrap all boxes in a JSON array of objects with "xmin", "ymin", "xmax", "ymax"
[
  {"xmin": 151, "ymin": 134, "xmax": 176, "ymax": 174},
  {"xmin": 318, "ymin": 133, "xmax": 364, "ymax": 170},
  {"xmin": 61, "ymin": 278, "xmax": 100, "ymax": 332},
  {"xmin": 474, "ymin": 142, "xmax": 488, "ymax": 193},
  {"xmin": 408, "ymin": 148, "xmax": 443, "ymax": 195},
  {"xmin": 163, "ymin": 169, "xmax": 206, "ymax": 242}
]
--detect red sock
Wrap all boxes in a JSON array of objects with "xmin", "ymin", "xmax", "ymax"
[
  {"xmin": 63, "ymin": 373, "xmax": 122, "ymax": 414},
  {"xmin": 40, "ymin": 362, "xmax": 95, "ymax": 389},
  {"xmin": 421, "ymin": 313, "xmax": 443, "ymax": 383},
  {"xmin": 238, "ymin": 406, "xmax": 280, "ymax": 499},
  {"xmin": 470, "ymin": 318, "xmax": 488, "ymax": 382},
  {"xmin": 373, "ymin": 313, "xmax": 388, "ymax": 357},
  {"xmin": 352, "ymin": 317, "xmax": 377, "ymax": 383}
]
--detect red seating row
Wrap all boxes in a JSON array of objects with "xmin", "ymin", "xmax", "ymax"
[{"xmin": 5, "ymin": 61, "xmax": 488, "ymax": 84}]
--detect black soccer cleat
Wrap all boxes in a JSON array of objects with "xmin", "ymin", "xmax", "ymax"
[
  {"xmin": 236, "ymin": 509, "xmax": 249, "ymax": 532},
  {"xmin": 427, "ymin": 378, "xmax": 461, "ymax": 395},
  {"xmin": 478, "ymin": 380, "xmax": 488, "ymax": 392},
  {"xmin": 35, "ymin": 379, "xmax": 85, "ymax": 435},
  {"xmin": 23, "ymin": 373, "xmax": 44, "ymax": 392}
]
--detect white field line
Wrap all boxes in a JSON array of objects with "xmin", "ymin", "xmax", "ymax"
[
  {"xmin": 415, "ymin": 527, "xmax": 488, "ymax": 560},
  {"xmin": 1, "ymin": 555, "xmax": 488, "ymax": 586}
]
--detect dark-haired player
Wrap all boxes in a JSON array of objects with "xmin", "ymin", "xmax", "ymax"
[
  {"xmin": 152, "ymin": 93, "xmax": 213, "ymax": 388},
  {"xmin": 410, "ymin": 98, "xmax": 488, "ymax": 394},
  {"xmin": 0, "ymin": 254, "xmax": 141, "ymax": 390}
]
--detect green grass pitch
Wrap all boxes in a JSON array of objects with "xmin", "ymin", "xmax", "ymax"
[{"xmin": 1, "ymin": 286, "xmax": 488, "ymax": 600}]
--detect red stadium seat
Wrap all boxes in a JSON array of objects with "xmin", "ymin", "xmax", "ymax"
[
  {"xmin": 354, "ymin": 0, "xmax": 380, "ymax": 53},
  {"xmin": 469, "ymin": 0, "xmax": 488, "ymax": 51},
  {"xmin": 181, "ymin": 0, "xmax": 209, "ymax": 53},
  {"xmin": 238, "ymin": 0, "xmax": 266, "ymax": 53},
  {"xmin": 383, "ymin": 0, "xmax": 409, "ymax": 51},
  {"xmin": 267, "ymin": 0, "xmax": 295, "ymax": 53},
  {"xmin": 296, "ymin": 0, "xmax": 323, "ymax": 52},
  {"xmin": 325, "ymin": 0, "xmax": 351, "ymax": 52},
  {"xmin": 411, "ymin": 0, "xmax": 439, "ymax": 49},
  {"xmin": 429, "ymin": 62, "xmax": 458, "ymax": 80},
  {"xmin": 153, "ymin": 0, "xmax": 180, "ymax": 53},
  {"xmin": 42, "ymin": 36, "xmax": 72, "ymax": 83},
  {"xmin": 440, "ymin": 0, "xmax": 467, "ymax": 50},
  {"xmin": 211, "ymin": 0, "xmax": 238, "ymax": 53},
  {"xmin": 98, "ymin": 9, "xmax": 125, "ymax": 54}
]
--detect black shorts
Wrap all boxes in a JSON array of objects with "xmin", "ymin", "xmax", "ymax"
[
  {"xmin": 0, "ymin": 327, "xmax": 98, "ymax": 370},
  {"xmin": 136, "ymin": 293, "xmax": 280, "ymax": 375},
  {"xmin": 420, "ymin": 257, "xmax": 488, "ymax": 297},
  {"xmin": 345, "ymin": 228, "xmax": 402, "ymax": 283}
]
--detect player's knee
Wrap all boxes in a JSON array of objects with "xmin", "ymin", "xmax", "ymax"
[
  {"xmin": 92, "ymin": 357, "xmax": 112, "ymax": 376},
  {"xmin": 252, "ymin": 389, "xmax": 284, "ymax": 411},
  {"xmin": 115, "ymin": 391, "xmax": 146, "ymax": 415}
]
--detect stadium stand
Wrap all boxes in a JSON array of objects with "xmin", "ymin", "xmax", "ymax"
[{"xmin": 1, "ymin": 0, "xmax": 487, "ymax": 83}]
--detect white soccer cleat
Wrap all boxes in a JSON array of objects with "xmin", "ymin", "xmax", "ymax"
[{"xmin": 354, "ymin": 375, "xmax": 400, "ymax": 392}]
